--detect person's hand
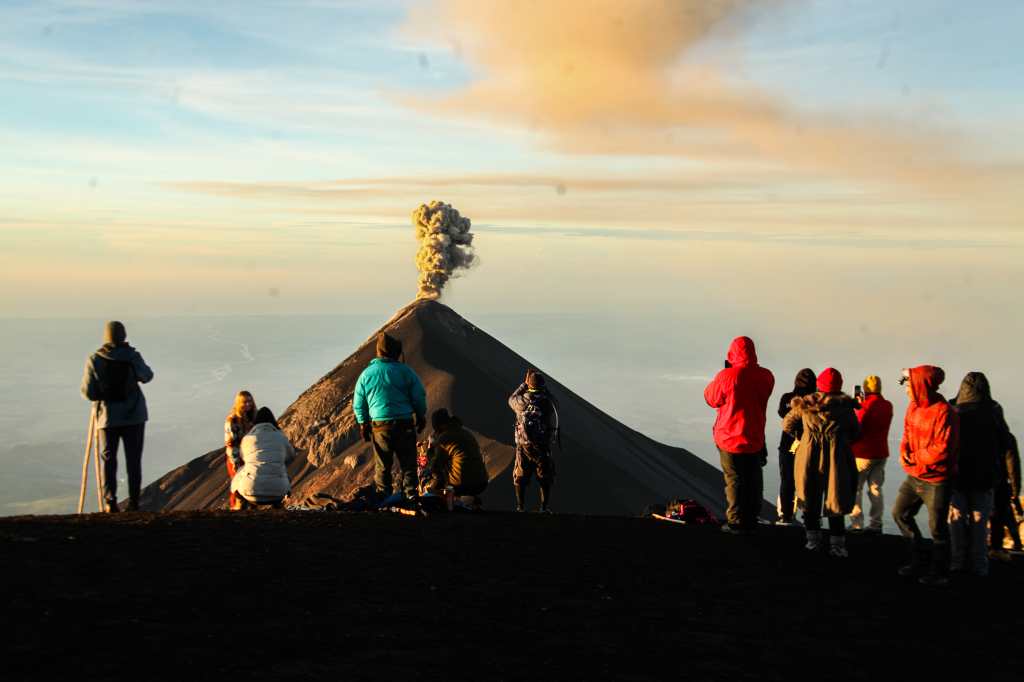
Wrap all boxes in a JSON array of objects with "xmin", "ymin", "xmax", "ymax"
[{"xmin": 360, "ymin": 423, "xmax": 372, "ymax": 443}]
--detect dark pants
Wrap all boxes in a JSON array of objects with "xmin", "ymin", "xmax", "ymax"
[
  {"xmin": 893, "ymin": 475, "xmax": 952, "ymax": 574},
  {"xmin": 778, "ymin": 448, "xmax": 796, "ymax": 521},
  {"xmin": 97, "ymin": 423, "xmax": 145, "ymax": 505},
  {"xmin": 805, "ymin": 513, "xmax": 845, "ymax": 536},
  {"xmin": 990, "ymin": 481, "xmax": 1023, "ymax": 550},
  {"xmin": 719, "ymin": 449, "xmax": 763, "ymax": 529},
  {"xmin": 371, "ymin": 421, "xmax": 418, "ymax": 498}
]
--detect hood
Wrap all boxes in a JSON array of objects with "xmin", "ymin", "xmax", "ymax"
[
  {"xmin": 955, "ymin": 371, "xmax": 991, "ymax": 405},
  {"xmin": 816, "ymin": 368, "xmax": 843, "ymax": 394},
  {"xmin": 726, "ymin": 336, "xmax": 757, "ymax": 368},
  {"xmin": 95, "ymin": 343, "xmax": 136, "ymax": 362},
  {"xmin": 793, "ymin": 368, "xmax": 817, "ymax": 396},
  {"xmin": 909, "ymin": 365, "xmax": 945, "ymax": 407}
]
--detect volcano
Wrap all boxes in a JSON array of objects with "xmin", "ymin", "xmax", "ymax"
[{"xmin": 139, "ymin": 299, "xmax": 728, "ymax": 516}]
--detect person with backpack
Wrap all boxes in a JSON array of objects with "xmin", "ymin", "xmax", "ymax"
[
  {"xmin": 848, "ymin": 375, "xmax": 894, "ymax": 534},
  {"xmin": 80, "ymin": 321, "xmax": 154, "ymax": 512},
  {"xmin": 990, "ymin": 432, "xmax": 1023, "ymax": 557},
  {"xmin": 508, "ymin": 369, "xmax": 559, "ymax": 513},
  {"xmin": 948, "ymin": 372, "xmax": 1012, "ymax": 577},
  {"xmin": 704, "ymin": 337, "xmax": 775, "ymax": 534},
  {"xmin": 782, "ymin": 368, "xmax": 860, "ymax": 557},
  {"xmin": 777, "ymin": 368, "xmax": 816, "ymax": 525},
  {"xmin": 353, "ymin": 333, "xmax": 427, "ymax": 500},
  {"xmin": 423, "ymin": 408, "xmax": 489, "ymax": 503},
  {"xmin": 230, "ymin": 407, "xmax": 295, "ymax": 509},
  {"xmin": 224, "ymin": 390, "xmax": 256, "ymax": 511},
  {"xmin": 892, "ymin": 365, "xmax": 959, "ymax": 586}
]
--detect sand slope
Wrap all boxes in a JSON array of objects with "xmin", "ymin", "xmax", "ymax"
[{"xmin": 139, "ymin": 299, "xmax": 737, "ymax": 516}]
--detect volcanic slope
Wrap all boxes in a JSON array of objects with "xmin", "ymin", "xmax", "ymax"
[{"xmin": 139, "ymin": 299, "xmax": 730, "ymax": 516}]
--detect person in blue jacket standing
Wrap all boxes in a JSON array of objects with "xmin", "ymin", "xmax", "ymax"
[{"xmin": 353, "ymin": 333, "xmax": 427, "ymax": 499}]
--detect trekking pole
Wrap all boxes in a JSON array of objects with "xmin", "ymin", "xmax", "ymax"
[
  {"xmin": 93, "ymin": 414, "xmax": 103, "ymax": 511},
  {"xmin": 78, "ymin": 405, "xmax": 96, "ymax": 514}
]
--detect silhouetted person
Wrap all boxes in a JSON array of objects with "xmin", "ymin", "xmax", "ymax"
[
  {"xmin": 892, "ymin": 365, "xmax": 958, "ymax": 586},
  {"xmin": 949, "ymin": 372, "xmax": 1011, "ymax": 577},
  {"xmin": 990, "ymin": 433, "xmax": 1022, "ymax": 556},
  {"xmin": 704, "ymin": 337, "xmax": 775, "ymax": 534},
  {"xmin": 777, "ymin": 368, "xmax": 816, "ymax": 525},
  {"xmin": 424, "ymin": 408, "xmax": 488, "ymax": 502},
  {"xmin": 849, "ymin": 375, "xmax": 893, "ymax": 534},
  {"xmin": 231, "ymin": 407, "xmax": 295, "ymax": 509},
  {"xmin": 782, "ymin": 368, "xmax": 859, "ymax": 557},
  {"xmin": 353, "ymin": 333, "xmax": 427, "ymax": 500},
  {"xmin": 80, "ymin": 321, "xmax": 154, "ymax": 512},
  {"xmin": 509, "ymin": 369, "xmax": 559, "ymax": 512},
  {"xmin": 224, "ymin": 390, "xmax": 256, "ymax": 511}
]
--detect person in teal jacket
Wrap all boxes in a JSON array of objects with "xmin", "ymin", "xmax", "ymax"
[{"xmin": 353, "ymin": 333, "xmax": 427, "ymax": 498}]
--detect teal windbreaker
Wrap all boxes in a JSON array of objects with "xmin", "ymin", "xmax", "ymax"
[{"xmin": 353, "ymin": 358, "xmax": 427, "ymax": 424}]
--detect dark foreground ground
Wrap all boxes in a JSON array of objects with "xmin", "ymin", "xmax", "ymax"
[{"xmin": 2, "ymin": 511, "xmax": 1021, "ymax": 681}]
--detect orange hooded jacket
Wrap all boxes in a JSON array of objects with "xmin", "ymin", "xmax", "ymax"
[{"xmin": 899, "ymin": 365, "xmax": 959, "ymax": 482}]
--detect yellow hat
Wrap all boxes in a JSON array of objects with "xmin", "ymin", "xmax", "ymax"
[{"xmin": 863, "ymin": 375, "xmax": 882, "ymax": 394}]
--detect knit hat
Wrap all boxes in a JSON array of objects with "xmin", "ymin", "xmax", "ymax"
[
  {"xmin": 431, "ymin": 408, "xmax": 454, "ymax": 431},
  {"xmin": 863, "ymin": 375, "xmax": 882, "ymax": 395},
  {"xmin": 817, "ymin": 367, "xmax": 843, "ymax": 394},
  {"xmin": 526, "ymin": 370, "xmax": 546, "ymax": 389},
  {"xmin": 104, "ymin": 320, "xmax": 127, "ymax": 346},
  {"xmin": 376, "ymin": 333, "xmax": 402, "ymax": 359}
]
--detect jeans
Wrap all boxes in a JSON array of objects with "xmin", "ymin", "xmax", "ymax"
[
  {"xmin": 371, "ymin": 421, "xmax": 418, "ymax": 498},
  {"xmin": 719, "ymin": 449, "xmax": 763, "ymax": 529},
  {"xmin": 805, "ymin": 513, "xmax": 844, "ymax": 536},
  {"xmin": 97, "ymin": 423, "xmax": 145, "ymax": 505},
  {"xmin": 949, "ymin": 488, "xmax": 994, "ymax": 575},
  {"xmin": 850, "ymin": 458, "xmax": 886, "ymax": 530},
  {"xmin": 777, "ymin": 448, "xmax": 796, "ymax": 521},
  {"xmin": 892, "ymin": 476, "xmax": 952, "ymax": 575}
]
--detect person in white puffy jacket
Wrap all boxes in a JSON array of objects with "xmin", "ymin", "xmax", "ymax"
[{"xmin": 231, "ymin": 407, "xmax": 295, "ymax": 508}]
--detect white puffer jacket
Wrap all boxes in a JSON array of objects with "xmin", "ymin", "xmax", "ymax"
[{"xmin": 230, "ymin": 423, "xmax": 296, "ymax": 501}]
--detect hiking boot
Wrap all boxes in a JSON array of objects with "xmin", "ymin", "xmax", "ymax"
[
  {"xmin": 514, "ymin": 505, "xmax": 525, "ymax": 513},
  {"xmin": 538, "ymin": 508, "xmax": 553, "ymax": 514},
  {"xmin": 897, "ymin": 564, "xmax": 920, "ymax": 578},
  {"xmin": 918, "ymin": 573, "xmax": 950, "ymax": 587},
  {"xmin": 721, "ymin": 524, "xmax": 744, "ymax": 535},
  {"xmin": 804, "ymin": 530, "xmax": 824, "ymax": 551},
  {"xmin": 125, "ymin": 498, "xmax": 140, "ymax": 512},
  {"xmin": 828, "ymin": 535, "xmax": 848, "ymax": 559},
  {"xmin": 103, "ymin": 501, "xmax": 119, "ymax": 514},
  {"xmin": 775, "ymin": 516, "xmax": 797, "ymax": 527}
]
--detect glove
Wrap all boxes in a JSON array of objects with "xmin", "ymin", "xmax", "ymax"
[
  {"xmin": 360, "ymin": 423, "xmax": 372, "ymax": 443},
  {"xmin": 415, "ymin": 415, "xmax": 427, "ymax": 434}
]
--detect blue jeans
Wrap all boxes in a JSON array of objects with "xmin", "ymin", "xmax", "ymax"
[{"xmin": 949, "ymin": 488, "xmax": 994, "ymax": 576}]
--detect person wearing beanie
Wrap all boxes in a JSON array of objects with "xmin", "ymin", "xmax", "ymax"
[
  {"xmin": 352, "ymin": 332, "xmax": 427, "ymax": 500},
  {"xmin": 948, "ymin": 372, "xmax": 1012, "ymax": 577},
  {"xmin": 423, "ymin": 409, "xmax": 489, "ymax": 505},
  {"xmin": 508, "ymin": 369, "xmax": 559, "ymax": 512},
  {"xmin": 782, "ymin": 367, "xmax": 860, "ymax": 557},
  {"xmin": 80, "ymin": 320, "xmax": 154, "ymax": 512},
  {"xmin": 848, "ymin": 375, "xmax": 894, "ymax": 534},
  {"xmin": 776, "ymin": 368, "xmax": 817, "ymax": 525},
  {"xmin": 704, "ymin": 337, "xmax": 775, "ymax": 534},
  {"xmin": 891, "ymin": 365, "xmax": 959, "ymax": 586}
]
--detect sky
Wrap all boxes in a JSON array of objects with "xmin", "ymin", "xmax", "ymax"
[{"xmin": 0, "ymin": 0, "xmax": 1022, "ymax": 322}]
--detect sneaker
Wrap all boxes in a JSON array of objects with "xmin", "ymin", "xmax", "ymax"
[
  {"xmin": 514, "ymin": 505, "xmax": 525, "ymax": 513},
  {"xmin": 828, "ymin": 536, "xmax": 848, "ymax": 558},
  {"xmin": 918, "ymin": 573, "xmax": 950, "ymax": 587},
  {"xmin": 721, "ymin": 524, "xmax": 744, "ymax": 535},
  {"xmin": 538, "ymin": 508, "xmax": 553, "ymax": 514},
  {"xmin": 804, "ymin": 530, "xmax": 824, "ymax": 551}
]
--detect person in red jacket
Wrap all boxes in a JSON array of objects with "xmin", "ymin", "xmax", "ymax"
[
  {"xmin": 891, "ymin": 365, "xmax": 959, "ymax": 586},
  {"xmin": 704, "ymin": 336, "xmax": 775, "ymax": 534},
  {"xmin": 848, "ymin": 375, "xmax": 893, "ymax": 534}
]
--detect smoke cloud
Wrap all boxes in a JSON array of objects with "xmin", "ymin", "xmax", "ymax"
[{"xmin": 412, "ymin": 200, "xmax": 475, "ymax": 299}]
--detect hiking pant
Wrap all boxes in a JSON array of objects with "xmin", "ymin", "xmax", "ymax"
[
  {"xmin": 371, "ymin": 420, "xmax": 418, "ymax": 498},
  {"xmin": 990, "ymin": 481, "xmax": 1023, "ymax": 551},
  {"xmin": 893, "ymin": 476, "xmax": 952, "ymax": 575},
  {"xmin": 949, "ymin": 488, "xmax": 993, "ymax": 576},
  {"xmin": 805, "ymin": 513, "xmax": 844, "ymax": 535},
  {"xmin": 513, "ymin": 444, "xmax": 555, "ymax": 486},
  {"xmin": 850, "ymin": 458, "xmax": 886, "ymax": 530},
  {"xmin": 719, "ymin": 449, "xmax": 763, "ymax": 529},
  {"xmin": 97, "ymin": 423, "xmax": 145, "ymax": 505},
  {"xmin": 777, "ymin": 447, "xmax": 796, "ymax": 521}
]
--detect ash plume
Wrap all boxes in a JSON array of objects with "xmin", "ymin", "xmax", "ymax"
[{"xmin": 412, "ymin": 200, "xmax": 475, "ymax": 300}]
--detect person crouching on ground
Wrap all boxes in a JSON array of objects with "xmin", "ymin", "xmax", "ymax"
[
  {"xmin": 424, "ymin": 408, "xmax": 489, "ymax": 507},
  {"xmin": 80, "ymin": 320, "xmax": 155, "ymax": 513},
  {"xmin": 892, "ymin": 365, "xmax": 959, "ymax": 586},
  {"xmin": 230, "ymin": 407, "xmax": 295, "ymax": 509},
  {"xmin": 949, "ymin": 372, "xmax": 1011, "ymax": 577},
  {"xmin": 704, "ymin": 336, "xmax": 775, "ymax": 535},
  {"xmin": 848, "ymin": 375, "xmax": 893, "ymax": 534},
  {"xmin": 508, "ymin": 369, "xmax": 559, "ymax": 513},
  {"xmin": 353, "ymin": 333, "xmax": 427, "ymax": 500},
  {"xmin": 777, "ymin": 368, "xmax": 817, "ymax": 525},
  {"xmin": 782, "ymin": 368, "xmax": 860, "ymax": 557},
  {"xmin": 224, "ymin": 390, "xmax": 256, "ymax": 511}
]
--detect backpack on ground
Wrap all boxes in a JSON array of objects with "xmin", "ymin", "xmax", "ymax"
[{"xmin": 665, "ymin": 498, "xmax": 718, "ymax": 525}]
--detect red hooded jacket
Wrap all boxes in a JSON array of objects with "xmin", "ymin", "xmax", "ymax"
[
  {"xmin": 900, "ymin": 365, "xmax": 959, "ymax": 482},
  {"xmin": 704, "ymin": 337, "xmax": 775, "ymax": 454},
  {"xmin": 852, "ymin": 393, "xmax": 894, "ymax": 460}
]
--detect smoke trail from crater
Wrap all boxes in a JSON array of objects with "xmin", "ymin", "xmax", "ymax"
[{"xmin": 412, "ymin": 200, "xmax": 475, "ymax": 299}]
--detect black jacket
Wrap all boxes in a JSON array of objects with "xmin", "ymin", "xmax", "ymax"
[
  {"xmin": 777, "ymin": 368, "xmax": 816, "ymax": 454},
  {"xmin": 951, "ymin": 372, "xmax": 1012, "ymax": 491}
]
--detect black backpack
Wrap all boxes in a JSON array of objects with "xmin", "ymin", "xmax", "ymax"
[{"xmin": 97, "ymin": 357, "xmax": 136, "ymax": 402}]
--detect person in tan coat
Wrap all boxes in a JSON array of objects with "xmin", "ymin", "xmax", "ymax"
[{"xmin": 782, "ymin": 368, "xmax": 860, "ymax": 557}]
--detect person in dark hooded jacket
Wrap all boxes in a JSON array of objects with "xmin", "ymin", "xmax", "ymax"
[
  {"xmin": 949, "ymin": 372, "xmax": 1012, "ymax": 576},
  {"xmin": 782, "ymin": 368, "xmax": 860, "ymax": 557},
  {"xmin": 990, "ymin": 432, "xmax": 1022, "ymax": 554},
  {"xmin": 424, "ymin": 408, "xmax": 489, "ymax": 500},
  {"xmin": 891, "ymin": 365, "xmax": 959, "ymax": 586},
  {"xmin": 80, "ymin": 321, "xmax": 154, "ymax": 512},
  {"xmin": 704, "ymin": 336, "xmax": 775, "ymax": 534},
  {"xmin": 776, "ymin": 368, "xmax": 816, "ymax": 525}
]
